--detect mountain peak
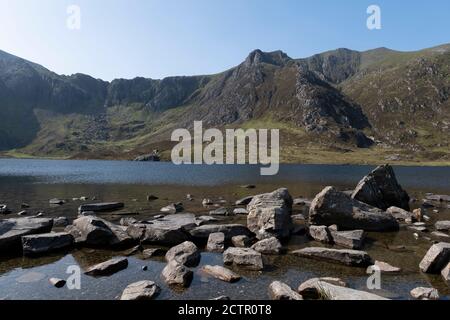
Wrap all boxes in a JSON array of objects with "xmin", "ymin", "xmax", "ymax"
[{"xmin": 244, "ymin": 49, "xmax": 292, "ymax": 67}]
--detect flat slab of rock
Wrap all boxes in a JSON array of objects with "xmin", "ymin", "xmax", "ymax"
[
  {"xmin": 309, "ymin": 186, "xmax": 399, "ymax": 232},
  {"xmin": 120, "ymin": 280, "xmax": 160, "ymax": 300},
  {"xmin": 298, "ymin": 278, "xmax": 388, "ymax": 300},
  {"xmin": 410, "ymin": 287, "xmax": 439, "ymax": 300},
  {"xmin": 330, "ymin": 229, "xmax": 365, "ymax": 250},
  {"xmin": 425, "ymin": 194, "xmax": 450, "ymax": 202},
  {"xmin": 247, "ymin": 188, "xmax": 293, "ymax": 240},
  {"xmin": 79, "ymin": 202, "xmax": 124, "ymax": 212},
  {"xmin": 374, "ymin": 260, "xmax": 402, "ymax": 273},
  {"xmin": 268, "ymin": 281, "xmax": 303, "ymax": 300},
  {"xmin": 165, "ymin": 241, "xmax": 200, "ymax": 267},
  {"xmin": 251, "ymin": 237, "xmax": 282, "ymax": 254},
  {"xmin": 435, "ymin": 221, "xmax": 450, "ymax": 231},
  {"xmin": 85, "ymin": 257, "xmax": 128, "ymax": 276},
  {"xmin": 298, "ymin": 277, "xmax": 347, "ymax": 298},
  {"xmin": 223, "ymin": 247, "xmax": 263, "ymax": 270},
  {"xmin": 161, "ymin": 260, "xmax": 193, "ymax": 287},
  {"xmin": 206, "ymin": 232, "xmax": 225, "ymax": 253},
  {"xmin": 292, "ymin": 247, "xmax": 373, "ymax": 267},
  {"xmin": 0, "ymin": 217, "xmax": 54, "ymax": 253},
  {"xmin": 351, "ymin": 165, "xmax": 410, "ymax": 210},
  {"xmin": 419, "ymin": 242, "xmax": 450, "ymax": 273},
  {"xmin": 201, "ymin": 265, "xmax": 241, "ymax": 283},
  {"xmin": 22, "ymin": 232, "xmax": 74, "ymax": 256},
  {"xmin": 189, "ymin": 224, "xmax": 253, "ymax": 240}
]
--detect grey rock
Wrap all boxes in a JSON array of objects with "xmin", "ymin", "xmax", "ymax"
[
  {"xmin": 386, "ymin": 206, "xmax": 415, "ymax": 222},
  {"xmin": 292, "ymin": 247, "xmax": 373, "ymax": 267},
  {"xmin": 431, "ymin": 231, "xmax": 450, "ymax": 239},
  {"xmin": 373, "ymin": 260, "xmax": 402, "ymax": 273},
  {"xmin": 79, "ymin": 202, "xmax": 124, "ymax": 212},
  {"xmin": 247, "ymin": 188, "xmax": 293, "ymax": 240},
  {"xmin": 231, "ymin": 235, "xmax": 253, "ymax": 248},
  {"xmin": 190, "ymin": 224, "xmax": 253, "ymax": 240},
  {"xmin": 161, "ymin": 260, "xmax": 193, "ymax": 287},
  {"xmin": 419, "ymin": 242, "xmax": 450, "ymax": 273},
  {"xmin": 330, "ymin": 229, "xmax": 365, "ymax": 250},
  {"xmin": 161, "ymin": 203, "xmax": 184, "ymax": 214},
  {"xmin": 251, "ymin": 237, "xmax": 282, "ymax": 254},
  {"xmin": 223, "ymin": 247, "xmax": 264, "ymax": 270},
  {"xmin": 53, "ymin": 217, "xmax": 70, "ymax": 228},
  {"xmin": 165, "ymin": 241, "xmax": 201, "ymax": 267},
  {"xmin": 425, "ymin": 194, "xmax": 450, "ymax": 202},
  {"xmin": 351, "ymin": 165, "xmax": 410, "ymax": 210},
  {"xmin": 206, "ymin": 232, "xmax": 225, "ymax": 253},
  {"xmin": 268, "ymin": 281, "xmax": 303, "ymax": 300},
  {"xmin": 201, "ymin": 265, "xmax": 241, "ymax": 283},
  {"xmin": 142, "ymin": 248, "xmax": 166, "ymax": 258},
  {"xmin": 85, "ymin": 257, "xmax": 128, "ymax": 276},
  {"xmin": 49, "ymin": 199, "xmax": 65, "ymax": 205},
  {"xmin": 435, "ymin": 221, "xmax": 450, "ymax": 231},
  {"xmin": 441, "ymin": 263, "xmax": 450, "ymax": 282},
  {"xmin": 410, "ymin": 287, "xmax": 439, "ymax": 300},
  {"xmin": 209, "ymin": 207, "xmax": 229, "ymax": 216},
  {"xmin": 120, "ymin": 280, "xmax": 160, "ymax": 300},
  {"xmin": 235, "ymin": 196, "xmax": 254, "ymax": 206},
  {"xmin": 308, "ymin": 225, "xmax": 332, "ymax": 243},
  {"xmin": 22, "ymin": 232, "xmax": 74, "ymax": 256},
  {"xmin": 233, "ymin": 208, "xmax": 249, "ymax": 215},
  {"xmin": 120, "ymin": 217, "xmax": 138, "ymax": 226},
  {"xmin": 309, "ymin": 186, "xmax": 399, "ymax": 232}
]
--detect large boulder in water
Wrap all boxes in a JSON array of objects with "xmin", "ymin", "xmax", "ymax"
[
  {"xmin": 0, "ymin": 217, "xmax": 53, "ymax": 254},
  {"xmin": 352, "ymin": 165, "xmax": 410, "ymax": 210},
  {"xmin": 309, "ymin": 186, "xmax": 399, "ymax": 231},
  {"xmin": 22, "ymin": 232, "xmax": 74, "ymax": 256},
  {"xmin": 247, "ymin": 188, "xmax": 293, "ymax": 240}
]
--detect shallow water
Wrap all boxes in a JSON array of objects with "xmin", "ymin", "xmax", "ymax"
[{"xmin": 0, "ymin": 159, "xmax": 449, "ymax": 300}]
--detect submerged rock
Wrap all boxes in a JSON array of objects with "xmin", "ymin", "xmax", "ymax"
[
  {"xmin": 85, "ymin": 257, "xmax": 128, "ymax": 276},
  {"xmin": 161, "ymin": 260, "xmax": 193, "ymax": 287},
  {"xmin": 165, "ymin": 241, "xmax": 201, "ymax": 267},
  {"xmin": 351, "ymin": 165, "xmax": 410, "ymax": 210},
  {"xmin": 292, "ymin": 247, "xmax": 373, "ymax": 267},
  {"xmin": 268, "ymin": 281, "xmax": 303, "ymax": 300},
  {"xmin": 189, "ymin": 224, "xmax": 253, "ymax": 240},
  {"xmin": 223, "ymin": 247, "xmax": 264, "ymax": 270},
  {"xmin": 120, "ymin": 280, "xmax": 160, "ymax": 300},
  {"xmin": 435, "ymin": 221, "xmax": 450, "ymax": 232},
  {"xmin": 79, "ymin": 202, "xmax": 124, "ymax": 212},
  {"xmin": 309, "ymin": 186, "xmax": 399, "ymax": 232},
  {"xmin": 22, "ymin": 232, "xmax": 74, "ymax": 256},
  {"xmin": 201, "ymin": 265, "xmax": 241, "ymax": 283},
  {"xmin": 419, "ymin": 242, "xmax": 450, "ymax": 273},
  {"xmin": 373, "ymin": 260, "xmax": 402, "ymax": 273},
  {"xmin": 410, "ymin": 287, "xmax": 439, "ymax": 300},
  {"xmin": 247, "ymin": 188, "xmax": 293, "ymax": 240}
]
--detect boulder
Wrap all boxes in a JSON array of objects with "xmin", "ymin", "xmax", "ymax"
[
  {"xmin": 435, "ymin": 221, "xmax": 450, "ymax": 232},
  {"xmin": 165, "ymin": 241, "xmax": 201, "ymax": 267},
  {"xmin": 373, "ymin": 260, "xmax": 402, "ymax": 273},
  {"xmin": 292, "ymin": 247, "xmax": 373, "ymax": 267},
  {"xmin": 120, "ymin": 280, "xmax": 160, "ymax": 300},
  {"xmin": 247, "ymin": 188, "xmax": 293, "ymax": 240},
  {"xmin": 231, "ymin": 235, "xmax": 253, "ymax": 248},
  {"xmin": 268, "ymin": 281, "xmax": 303, "ymax": 300},
  {"xmin": 206, "ymin": 232, "xmax": 225, "ymax": 253},
  {"xmin": 201, "ymin": 265, "xmax": 241, "ymax": 283},
  {"xmin": 297, "ymin": 278, "xmax": 388, "ymax": 300},
  {"xmin": 419, "ymin": 242, "xmax": 450, "ymax": 273},
  {"xmin": 297, "ymin": 278, "xmax": 347, "ymax": 299},
  {"xmin": 161, "ymin": 260, "xmax": 193, "ymax": 287},
  {"xmin": 223, "ymin": 247, "xmax": 264, "ymax": 270},
  {"xmin": 330, "ymin": 229, "xmax": 365, "ymax": 250},
  {"xmin": 0, "ymin": 217, "xmax": 53, "ymax": 253},
  {"xmin": 410, "ymin": 287, "xmax": 439, "ymax": 300},
  {"xmin": 309, "ymin": 187, "xmax": 399, "ymax": 232},
  {"xmin": 22, "ymin": 232, "xmax": 74, "ymax": 256},
  {"xmin": 85, "ymin": 257, "xmax": 128, "ymax": 276},
  {"xmin": 441, "ymin": 263, "xmax": 450, "ymax": 282},
  {"xmin": 351, "ymin": 165, "xmax": 410, "ymax": 210},
  {"xmin": 189, "ymin": 224, "xmax": 253, "ymax": 240},
  {"xmin": 235, "ymin": 196, "xmax": 254, "ymax": 206},
  {"xmin": 78, "ymin": 202, "xmax": 124, "ymax": 212},
  {"xmin": 251, "ymin": 237, "xmax": 282, "ymax": 254},
  {"xmin": 308, "ymin": 226, "xmax": 332, "ymax": 243}
]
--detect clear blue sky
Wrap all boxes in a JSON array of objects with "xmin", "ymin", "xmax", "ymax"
[{"xmin": 0, "ymin": 0, "xmax": 449, "ymax": 81}]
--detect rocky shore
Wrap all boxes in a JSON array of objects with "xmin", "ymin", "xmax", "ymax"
[{"xmin": 1, "ymin": 164, "xmax": 449, "ymax": 300}]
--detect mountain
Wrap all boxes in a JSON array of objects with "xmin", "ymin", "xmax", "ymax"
[{"xmin": 0, "ymin": 44, "xmax": 449, "ymax": 165}]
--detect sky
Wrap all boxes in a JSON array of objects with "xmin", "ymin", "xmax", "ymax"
[{"xmin": 0, "ymin": 0, "xmax": 449, "ymax": 81}]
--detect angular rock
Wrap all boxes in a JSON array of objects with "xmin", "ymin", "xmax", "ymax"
[
  {"xmin": 435, "ymin": 221, "xmax": 450, "ymax": 232},
  {"xmin": 298, "ymin": 278, "xmax": 388, "ymax": 300},
  {"xmin": 223, "ymin": 247, "xmax": 264, "ymax": 270},
  {"xmin": 190, "ymin": 224, "xmax": 253, "ymax": 240},
  {"xmin": 419, "ymin": 242, "xmax": 450, "ymax": 273},
  {"xmin": 206, "ymin": 232, "xmax": 225, "ymax": 253},
  {"xmin": 22, "ymin": 232, "xmax": 74, "ymax": 256},
  {"xmin": 247, "ymin": 188, "xmax": 293, "ymax": 240},
  {"xmin": 79, "ymin": 202, "xmax": 124, "ymax": 212},
  {"xmin": 201, "ymin": 265, "xmax": 241, "ymax": 283},
  {"xmin": 231, "ymin": 235, "xmax": 253, "ymax": 248},
  {"xmin": 142, "ymin": 248, "xmax": 166, "ymax": 258},
  {"xmin": 292, "ymin": 247, "xmax": 373, "ymax": 267},
  {"xmin": 309, "ymin": 186, "xmax": 399, "ymax": 232},
  {"xmin": 0, "ymin": 217, "xmax": 54, "ymax": 253},
  {"xmin": 120, "ymin": 280, "xmax": 160, "ymax": 300},
  {"xmin": 410, "ymin": 287, "xmax": 439, "ymax": 300},
  {"xmin": 330, "ymin": 229, "xmax": 365, "ymax": 250},
  {"xmin": 235, "ymin": 196, "xmax": 254, "ymax": 206},
  {"xmin": 251, "ymin": 237, "xmax": 282, "ymax": 254},
  {"xmin": 161, "ymin": 260, "xmax": 193, "ymax": 287},
  {"xmin": 268, "ymin": 281, "xmax": 303, "ymax": 300},
  {"xmin": 308, "ymin": 225, "xmax": 332, "ymax": 243},
  {"xmin": 85, "ymin": 257, "xmax": 128, "ymax": 276},
  {"xmin": 374, "ymin": 260, "xmax": 402, "ymax": 273},
  {"xmin": 165, "ymin": 241, "xmax": 200, "ymax": 267},
  {"xmin": 386, "ymin": 206, "xmax": 415, "ymax": 222},
  {"xmin": 351, "ymin": 165, "xmax": 410, "ymax": 210}
]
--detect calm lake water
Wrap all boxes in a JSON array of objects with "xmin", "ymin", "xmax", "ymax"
[{"xmin": 0, "ymin": 159, "xmax": 449, "ymax": 300}]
